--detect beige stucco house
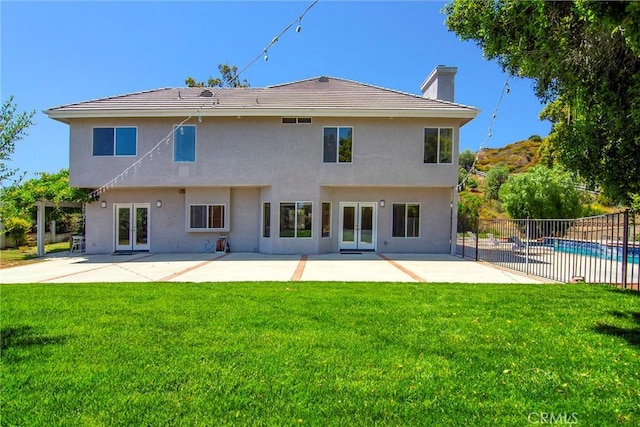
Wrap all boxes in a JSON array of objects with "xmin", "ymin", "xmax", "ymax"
[{"xmin": 45, "ymin": 66, "xmax": 478, "ymax": 255}]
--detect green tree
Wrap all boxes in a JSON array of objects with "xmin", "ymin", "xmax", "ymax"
[
  {"xmin": 458, "ymin": 148, "xmax": 476, "ymax": 171},
  {"xmin": 0, "ymin": 169, "xmax": 94, "ymax": 228},
  {"xmin": 185, "ymin": 63, "xmax": 250, "ymax": 88},
  {"xmin": 1, "ymin": 96, "xmax": 35, "ymax": 184},
  {"xmin": 445, "ymin": 0, "xmax": 640, "ymax": 206},
  {"xmin": 485, "ymin": 164, "xmax": 509, "ymax": 201},
  {"xmin": 458, "ymin": 193, "xmax": 482, "ymax": 232},
  {"xmin": 499, "ymin": 165, "xmax": 582, "ymax": 220}
]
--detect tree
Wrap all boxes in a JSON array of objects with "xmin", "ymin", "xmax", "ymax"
[
  {"xmin": 185, "ymin": 63, "xmax": 250, "ymax": 88},
  {"xmin": 458, "ymin": 193, "xmax": 482, "ymax": 232},
  {"xmin": 458, "ymin": 148, "xmax": 476, "ymax": 171},
  {"xmin": 445, "ymin": 0, "xmax": 640, "ymax": 205},
  {"xmin": 485, "ymin": 164, "xmax": 509, "ymax": 201},
  {"xmin": 499, "ymin": 165, "xmax": 582, "ymax": 220},
  {"xmin": 1, "ymin": 96, "xmax": 35, "ymax": 184},
  {"xmin": 0, "ymin": 169, "xmax": 94, "ymax": 235}
]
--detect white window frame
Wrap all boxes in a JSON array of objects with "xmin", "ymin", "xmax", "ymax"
[
  {"xmin": 423, "ymin": 127, "xmax": 453, "ymax": 164},
  {"xmin": 323, "ymin": 126, "xmax": 353, "ymax": 164},
  {"xmin": 187, "ymin": 203, "xmax": 228, "ymax": 232},
  {"xmin": 92, "ymin": 126, "xmax": 138, "ymax": 157},
  {"xmin": 321, "ymin": 202, "xmax": 332, "ymax": 238},
  {"xmin": 174, "ymin": 124, "xmax": 197, "ymax": 163},
  {"xmin": 279, "ymin": 201, "xmax": 313, "ymax": 239},
  {"xmin": 392, "ymin": 203, "xmax": 421, "ymax": 238},
  {"xmin": 262, "ymin": 202, "xmax": 271, "ymax": 238}
]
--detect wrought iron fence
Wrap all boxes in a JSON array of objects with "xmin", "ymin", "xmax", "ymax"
[{"xmin": 456, "ymin": 211, "xmax": 640, "ymax": 290}]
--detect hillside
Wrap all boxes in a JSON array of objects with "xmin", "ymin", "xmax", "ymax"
[
  {"xmin": 460, "ymin": 137, "xmax": 615, "ymax": 219},
  {"xmin": 475, "ymin": 138, "xmax": 541, "ymax": 174}
]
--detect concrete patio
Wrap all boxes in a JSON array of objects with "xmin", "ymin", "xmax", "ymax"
[{"xmin": 0, "ymin": 252, "xmax": 546, "ymax": 284}]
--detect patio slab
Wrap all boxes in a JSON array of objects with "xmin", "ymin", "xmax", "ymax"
[{"xmin": 0, "ymin": 252, "xmax": 546, "ymax": 284}]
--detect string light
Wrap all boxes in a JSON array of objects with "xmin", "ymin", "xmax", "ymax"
[
  {"xmin": 458, "ymin": 76, "xmax": 512, "ymax": 190},
  {"xmin": 89, "ymin": 0, "xmax": 319, "ymax": 200}
]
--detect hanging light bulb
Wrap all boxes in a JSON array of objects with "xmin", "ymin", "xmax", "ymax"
[
  {"xmin": 296, "ymin": 20, "xmax": 302, "ymax": 32},
  {"xmin": 180, "ymin": 126, "xmax": 184, "ymax": 135},
  {"xmin": 197, "ymin": 111, "xmax": 202, "ymax": 123},
  {"xmin": 264, "ymin": 51, "xmax": 269, "ymax": 61}
]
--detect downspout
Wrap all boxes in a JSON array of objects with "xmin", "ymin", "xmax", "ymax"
[{"xmin": 450, "ymin": 186, "xmax": 458, "ymax": 255}]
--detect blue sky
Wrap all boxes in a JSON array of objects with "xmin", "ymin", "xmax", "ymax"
[{"xmin": 1, "ymin": 0, "xmax": 550, "ymax": 181}]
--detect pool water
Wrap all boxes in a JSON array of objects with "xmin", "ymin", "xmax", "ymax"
[{"xmin": 551, "ymin": 239, "xmax": 640, "ymax": 265}]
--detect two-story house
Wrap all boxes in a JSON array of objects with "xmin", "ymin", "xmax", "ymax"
[{"xmin": 45, "ymin": 66, "xmax": 478, "ymax": 255}]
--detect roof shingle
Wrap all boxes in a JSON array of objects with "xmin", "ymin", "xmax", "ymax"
[{"xmin": 45, "ymin": 76, "xmax": 478, "ymax": 122}]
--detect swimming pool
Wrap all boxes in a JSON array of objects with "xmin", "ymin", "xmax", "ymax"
[{"xmin": 550, "ymin": 238, "xmax": 640, "ymax": 265}]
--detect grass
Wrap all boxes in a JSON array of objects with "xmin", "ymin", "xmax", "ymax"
[
  {"xmin": 1, "ymin": 282, "xmax": 639, "ymax": 426},
  {"xmin": 0, "ymin": 242, "xmax": 71, "ymax": 269}
]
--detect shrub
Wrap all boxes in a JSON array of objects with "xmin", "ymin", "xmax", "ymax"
[{"xmin": 3, "ymin": 216, "xmax": 31, "ymax": 247}]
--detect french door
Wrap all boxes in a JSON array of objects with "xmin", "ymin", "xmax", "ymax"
[
  {"xmin": 115, "ymin": 203, "xmax": 150, "ymax": 251},
  {"xmin": 340, "ymin": 202, "xmax": 376, "ymax": 251}
]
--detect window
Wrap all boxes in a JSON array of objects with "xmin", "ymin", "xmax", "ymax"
[
  {"xmin": 392, "ymin": 203, "xmax": 420, "ymax": 238},
  {"xmin": 323, "ymin": 127, "xmax": 352, "ymax": 163},
  {"xmin": 424, "ymin": 128, "xmax": 453, "ymax": 164},
  {"xmin": 262, "ymin": 203, "xmax": 271, "ymax": 238},
  {"xmin": 189, "ymin": 204, "xmax": 225, "ymax": 230},
  {"xmin": 93, "ymin": 127, "xmax": 137, "ymax": 156},
  {"xmin": 174, "ymin": 125, "xmax": 196, "ymax": 162},
  {"xmin": 280, "ymin": 202, "xmax": 312, "ymax": 238},
  {"xmin": 321, "ymin": 202, "xmax": 331, "ymax": 238},
  {"xmin": 282, "ymin": 117, "xmax": 312, "ymax": 124}
]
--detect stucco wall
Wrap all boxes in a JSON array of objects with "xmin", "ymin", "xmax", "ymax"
[
  {"xmin": 68, "ymin": 116, "xmax": 461, "ymax": 189},
  {"xmin": 84, "ymin": 185, "xmax": 453, "ymax": 255},
  {"xmin": 73, "ymin": 115, "xmax": 461, "ymax": 254}
]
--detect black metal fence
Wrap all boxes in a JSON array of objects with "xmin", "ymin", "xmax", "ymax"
[{"xmin": 457, "ymin": 211, "xmax": 640, "ymax": 290}]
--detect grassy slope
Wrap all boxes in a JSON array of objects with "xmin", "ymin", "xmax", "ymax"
[
  {"xmin": 1, "ymin": 282, "xmax": 638, "ymax": 426},
  {"xmin": 476, "ymin": 139, "xmax": 542, "ymax": 174}
]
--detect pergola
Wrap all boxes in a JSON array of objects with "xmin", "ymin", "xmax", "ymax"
[{"xmin": 35, "ymin": 198, "xmax": 83, "ymax": 257}]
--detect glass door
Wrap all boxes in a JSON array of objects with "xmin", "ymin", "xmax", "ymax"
[
  {"xmin": 340, "ymin": 202, "xmax": 376, "ymax": 251},
  {"xmin": 115, "ymin": 203, "xmax": 150, "ymax": 251}
]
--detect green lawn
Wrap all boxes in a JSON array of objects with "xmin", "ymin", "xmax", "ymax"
[{"xmin": 1, "ymin": 282, "xmax": 638, "ymax": 426}]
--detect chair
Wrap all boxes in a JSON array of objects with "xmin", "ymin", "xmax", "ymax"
[
  {"xmin": 510, "ymin": 236, "xmax": 526, "ymax": 252},
  {"xmin": 216, "ymin": 235, "xmax": 229, "ymax": 253},
  {"xmin": 467, "ymin": 231, "xmax": 477, "ymax": 243},
  {"xmin": 488, "ymin": 233, "xmax": 500, "ymax": 246},
  {"xmin": 70, "ymin": 235, "xmax": 85, "ymax": 253}
]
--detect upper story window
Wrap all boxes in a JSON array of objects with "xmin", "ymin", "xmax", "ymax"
[
  {"xmin": 323, "ymin": 127, "xmax": 353, "ymax": 163},
  {"xmin": 93, "ymin": 127, "xmax": 137, "ymax": 156},
  {"xmin": 174, "ymin": 125, "xmax": 196, "ymax": 162},
  {"xmin": 282, "ymin": 117, "xmax": 312, "ymax": 124},
  {"xmin": 424, "ymin": 128, "xmax": 453, "ymax": 164}
]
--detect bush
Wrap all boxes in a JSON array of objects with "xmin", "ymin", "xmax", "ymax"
[
  {"xmin": 499, "ymin": 166, "xmax": 582, "ymax": 220},
  {"xmin": 3, "ymin": 216, "xmax": 31, "ymax": 247},
  {"xmin": 467, "ymin": 177, "xmax": 479, "ymax": 190},
  {"xmin": 486, "ymin": 165, "xmax": 509, "ymax": 200},
  {"xmin": 458, "ymin": 194, "xmax": 482, "ymax": 232}
]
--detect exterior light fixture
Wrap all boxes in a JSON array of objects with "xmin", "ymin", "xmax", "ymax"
[
  {"xmin": 156, "ymin": 200, "xmax": 162, "ymax": 208},
  {"xmin": 379, "ymin": 200, "xmax": 385, "ymax": 207},
  {"xmin": 101, "ymin": 201, "xmax": 107, "ymax": 208}
]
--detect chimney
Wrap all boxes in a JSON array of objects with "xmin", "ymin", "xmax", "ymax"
[{"xmin": 421, "ymin": 65, "xmax": 457, "ymax": 102}]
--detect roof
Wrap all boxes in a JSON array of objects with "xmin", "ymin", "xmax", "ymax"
[{"xmin": 44, "ymin": 76, "xmax": 479, "ymax": 123}]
